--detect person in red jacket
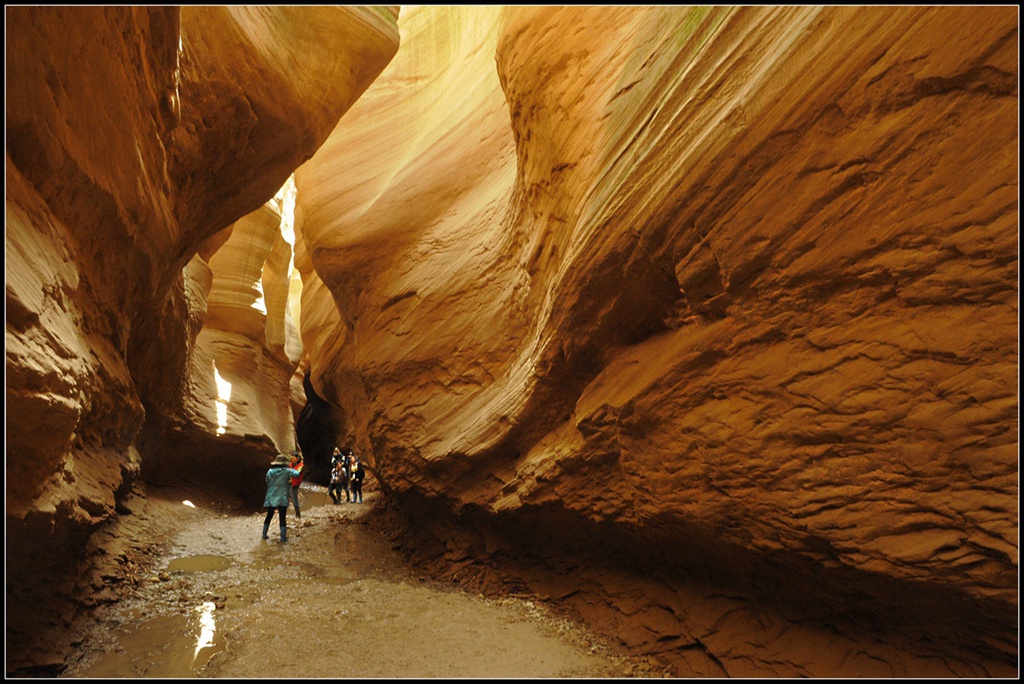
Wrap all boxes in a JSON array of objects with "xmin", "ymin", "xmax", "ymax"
[{"xmin": 288, "ymin": 451, "xmax": 304, "ymax": 519}]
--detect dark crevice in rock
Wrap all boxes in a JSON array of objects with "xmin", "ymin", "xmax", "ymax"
[{"xmin": 295, "ymin": 370, "xmax": 349, "ymax": 485}]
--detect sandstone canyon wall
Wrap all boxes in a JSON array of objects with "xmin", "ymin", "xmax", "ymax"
[
  {"xmin": 4, "ymin": 4, "xmax": 1018, "ymax": 678},
  {"xmin": 5, "ymin": 6, "xmax": 398, "ymax": 674},
  {"xmin": 294, "ymin": 5, "xmax": 1018, "ymax": 677}
]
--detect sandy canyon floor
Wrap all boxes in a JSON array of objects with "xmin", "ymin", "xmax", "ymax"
[{"xmin": 58, "ymin": 483, "xmax": 665, "ymax": 679}]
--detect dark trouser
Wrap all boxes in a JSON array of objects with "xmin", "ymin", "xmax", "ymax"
[
  {"xmin": 329, "ymin": 483, "xmax": 343, "ymax": 504},
  {"xmin": 351, "ymin": 480, "xmax": 363, "ymax": 502},
  {"xmin": 263, "ymin": 506, "xmax": 288, "ymax": 541},
  {"xmin": 289, "ymin": 485, "xmax": 301, "ymax": 517},
  {"xmin": 264, "ymin": 506, "xmax": 287, "ymax": 526}
]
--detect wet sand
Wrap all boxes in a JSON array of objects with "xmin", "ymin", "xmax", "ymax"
[{"xmin": 60, "ymin": 484, "xmax": 653, "ymax": 678}]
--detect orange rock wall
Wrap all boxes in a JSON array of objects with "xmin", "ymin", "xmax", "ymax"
[
  {"xmin": 5, "ymin": 6, "xmax": 398, "ymax": 675},
  {"xmin": 295, "ymin": 6, "xmax": 1018, "ymax": 677},
  {"xmin": 4, "ymin": 4, "xmax": 1017, "ymax": 678}
]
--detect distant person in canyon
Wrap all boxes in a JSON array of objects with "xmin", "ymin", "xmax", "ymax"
[
  {"xmin": 332, "ymin": 446, "xmax": 352, "ymax": 502},
  {"xmin": 263, "ymin": 453, "xmax": 303, "ymax": 542},
  {"xmin": 329, "ymin": 458, "xmax": 347, "ymax": 505},
  {"xmin": 349, "ymin": 453, "xmax": 365, "ymax": 503},
  {"xmin": 289, "ymin": 451, "xmax": 304, "ymax": 518}
]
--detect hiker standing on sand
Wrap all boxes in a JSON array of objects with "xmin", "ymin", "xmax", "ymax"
[
  {"xmin": 329, "ymin": 459, "xmax": 346, "ymax": 505},
  {"xmin": 288, "ymin": 451, "xmax": 304, "ymax": 518},
  {"xmin": 332, "ymin": 446, "xmax": 352, "ymax": 503},
  {"xmin": 349, "ymin": 453, "xmax": 365, "ymax": 503},
  {"xmin": 264, "ymin": 453, "xmax": 302, "ymax": 542}
]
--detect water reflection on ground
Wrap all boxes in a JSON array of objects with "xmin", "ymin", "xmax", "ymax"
[
  {"xmin": 72, "ymin": 601, "xmax": 227, "ymax": 678},
  {"xmin": 166, "ymin": 554, "xmax": 234, "ymax": 573},
  {"xmin": 65, "ymin": 484, "xmax": 367, "ymax": 678}
]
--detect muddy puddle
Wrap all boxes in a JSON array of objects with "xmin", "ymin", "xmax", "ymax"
[
  {"xmin": 66, "ymin": 486, "xmax": 346, "ymax": 679},
  {"xmin": 166, "ymin": 554, "xmax": 234, "ymax": 573},
  {"xmin": 72, "ymin": 602, "xmax": 226, "ymax": 678},
  {"xmin": 61, "ymin": 485, "xmax": 652, "ymax": 679},
  {"xmin": 76, "ymin": 551, "xmax": 237, "ymax": 676}
]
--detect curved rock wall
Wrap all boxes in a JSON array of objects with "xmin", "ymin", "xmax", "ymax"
[
  {"xmin": 5, "ymin": 4, "xmax": 1016, "ymax": 678},
  {"xmin": 141, "ymin": 195, "xmax": 302, "ymax": 498},
  {"xmin": 5, "ymin": 6, "xmax": 398, "ymax": 675},
  {"xmin": 295, "ymin": 5, "xmax": 519, "ymax": 464},
  {"xmin": 294, "ymin": 6, "xmax": 1017, "ymax": 677}
]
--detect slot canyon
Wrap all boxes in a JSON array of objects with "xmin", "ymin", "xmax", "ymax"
[{"xmin": 4, "ymin": 5, "xmax": 1019, "ymax": 678}]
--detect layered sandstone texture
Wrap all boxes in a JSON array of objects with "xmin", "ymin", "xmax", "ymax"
[
  {"xmin": 295, "ymin": 6, "xmax": 1018, "ymax": 678},
  {"xmin": 5, "ymin": 6, "xmax": 398, "ymax": 675},
  {"xmin": 142, "ymin": 180, "xmax": 306, "ymax": 496}
]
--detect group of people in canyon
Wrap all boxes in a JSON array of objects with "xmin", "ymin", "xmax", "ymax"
[
  {"xmin": 329, "ymin": 446, "xmax": 365, "ymax": 504},
  {"xmin": 261, "ymin": 446, "xmax": 365, "ymax": 542}
]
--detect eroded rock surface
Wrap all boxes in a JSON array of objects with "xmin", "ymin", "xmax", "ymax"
[
  {"xmin": 5, "ymin": 6, "xmax": 398, "ymax": 675},
  {"xmin": 295, "ymin": 6, "xmax": 1018, "ymax": 677},
  {"xmin": 4, "ymin": 4, "xmax": 1017, "ymax": 679}
]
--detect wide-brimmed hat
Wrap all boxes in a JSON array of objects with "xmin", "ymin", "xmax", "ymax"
[{"xmin": 271, "ymin": 454, "xmax": 290, "ymax": 466}]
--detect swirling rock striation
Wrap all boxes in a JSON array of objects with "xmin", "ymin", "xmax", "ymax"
[{"xmin": 295, "ymin": 6, "xmax": 1017, "ymax": 677}]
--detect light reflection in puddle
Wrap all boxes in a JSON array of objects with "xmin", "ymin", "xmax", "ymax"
[
  {"xmin": 73, "ymin": 601, "xmax": 226, "ymax": 678},
  {"xmin": 193, "ymin": 601, "xmax": 217, "ymax": 666}
]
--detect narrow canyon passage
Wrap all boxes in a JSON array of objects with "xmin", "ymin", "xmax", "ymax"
[
  {"xmin": 6, "ymin": 6, "xmax": 1017, "ymax": 679},
  {"xmin": 58, "ymin": 484, "xmax": 661, "ymax": 679}
]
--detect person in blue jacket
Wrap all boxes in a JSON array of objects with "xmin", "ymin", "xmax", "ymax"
[{"xmin": 263, "ymin": 453, "xmax": 302, "ymax": 542}]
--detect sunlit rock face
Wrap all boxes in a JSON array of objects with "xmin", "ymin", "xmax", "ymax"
[
  {"xmin": 295, "ymin": 6, "xmax": 1018, "ymax": 677},
  {"xmin": 140, "ymin": 188, "xmax": 305, "ymax": 501},
  {"xmin": 5, "ymin": 6, "xmax": 398, "ymax": 675}
]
